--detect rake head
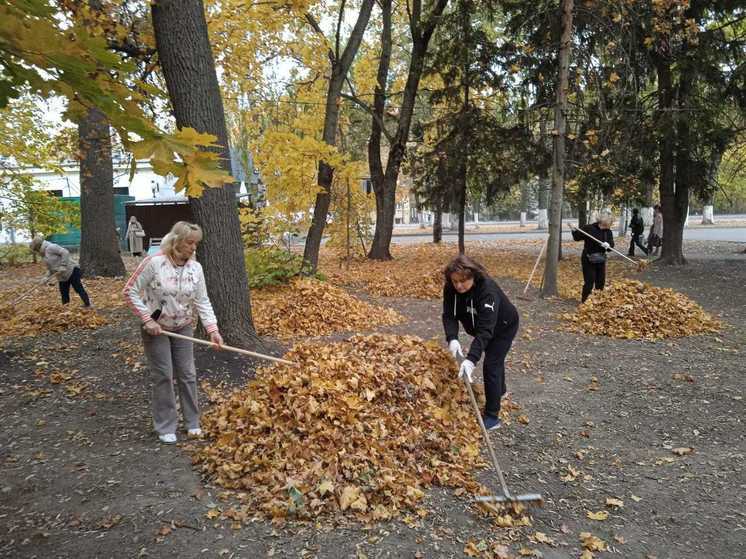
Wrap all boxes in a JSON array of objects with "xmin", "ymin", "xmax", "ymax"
[{"xmin": 475, "ymin": 493, "xmax": 544, "ymax": 508}]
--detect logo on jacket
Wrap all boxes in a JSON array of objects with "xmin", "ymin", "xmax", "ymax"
[{"xmin": 484, "ymin": 302, "xmax": 495, "ymax": 311}]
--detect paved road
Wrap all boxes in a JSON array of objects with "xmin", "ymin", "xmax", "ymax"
[{"xmin": 391, "ymin": 227, "xmax": 746, "ymax": 244}]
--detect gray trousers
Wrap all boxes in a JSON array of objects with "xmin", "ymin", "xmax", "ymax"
[{"xmin": 142, "ymin": 325, "xmax": 199, "ymax": 435}]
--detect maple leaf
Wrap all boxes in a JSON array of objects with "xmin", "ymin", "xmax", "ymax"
[{"xmin": 587, "ymin": 510, "xmax": 609, "ymax": 521}]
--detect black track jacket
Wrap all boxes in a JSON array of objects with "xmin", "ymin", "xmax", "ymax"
[{"xmin": 442, "ymin": 276, "xmax": 519, "ymax": 364}]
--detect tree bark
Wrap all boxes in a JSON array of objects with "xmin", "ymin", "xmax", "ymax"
[
  {"xmin": 655, "ymin": 55, "xmax": 685, "ymax": 265},
  {"xmin": 151, "ymin": 0, "xmax": 259, "ymax": 347},
  {"xmin": 303, "ymin": 0, "xmax": 376, "ymax": 271},
  {"xmin": 433, "ymin": 205, "xmax": 443, "ymax": 243},
  {"xmin": 78, "ymin": 107, "xmax": 126, "ymax": 277},
  {"xmin": 368, "ymin": 0, "xmax": 450, "ymax": 260},
  {"xmin": 541, "ymin": 0, "xmax": 573, "ymax": 297},
  {"xmin": 537, "ymin": 116, "xmax": 549, "ymax": 230}
]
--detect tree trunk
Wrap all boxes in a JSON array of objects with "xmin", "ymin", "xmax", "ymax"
[
  {"xmin": 367, "ymin": 0, "xmax": 393, "ymax": 260},
  {"xmin": 368, "ymin": 0, "xmax": 449, "ymax": 259},
  {"xmin": 537, "ymin": 117, "xmax": 549, "ymax": 230},
  {"xmin": 151, "ymin": 0, "xmax": 258, "ymax": 347},
  {"xmin": 541, "ymin": 0, "xmax": 573, "ymax": 297},
  {"xmin": 304, "ymin": 0, "xmax": 376, "ymax": 271},
  {"xmin": 577, "ymin": 199, "xmax": 587, "ymax": 228},
  {"xmin": 701, "ymin": 150, "xmax": 722, "ymax": 224},
  {"xmin": 656, "ymin": 55, "xmax": 685, "ymax": 265},
  {"xmin": 78, "ymin": 107, "xmax": 126, "ymax": 277},
  {"xmin": 433, "ymin": 205, "xmax": 443, "ymax": 243}
]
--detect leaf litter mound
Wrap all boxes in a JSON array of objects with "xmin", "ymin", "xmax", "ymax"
[
  {"xmin": 193, "ymin": 334, "xmax": 529, "ymax": 524},
  {"xmin": 562, "ymin": 279, "xmax": 720, "ymax": 340},
  {"xmin": 251, "ymin": 278, "xmax": 404, "ymax": 339}
]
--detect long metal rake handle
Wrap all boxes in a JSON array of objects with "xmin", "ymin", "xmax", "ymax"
[
  {"xmin": 463, "ymin": 378, "xmax": 513, "ymax": 500},
  {"xmin": 569, "ymin": 223, "xmax": 638, "ymax": 266}
]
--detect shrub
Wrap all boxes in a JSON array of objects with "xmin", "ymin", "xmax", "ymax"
[
  {"xmin": 245, "ymin": 247, "xmax": 320, "ymax": 289},
  {"xmin": 0, "ymin": 243, "xmax": 33, "ymax": 266}
]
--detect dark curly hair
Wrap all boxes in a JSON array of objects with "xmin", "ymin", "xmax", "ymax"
[{"xmin": 443, "ymin": 254, "xmax": 489, "ymax": 285}]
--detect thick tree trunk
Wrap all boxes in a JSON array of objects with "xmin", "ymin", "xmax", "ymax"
[
  {"xmin": 577, "ymin": 199, "xmax": 587, "ymax": 228},
  {"xmin": 78, "ymin": 107, "xmax": 126, "ymax": 277},
  {"xmin": 304, "ymin": 0, "xmax": 376, "ymax": 271},
  {"xmin": 656, "ymin": 56, "xmax": 686, "ymax": 265},
  {"xmin": 151, "ymin": 0, "xmax": 258, "ymax": 347},
  {"xmin": 368, "ymin": 0, "xmax": 449, "ymax": 259},
  {"xmin": 541, "ymin": 0, "xmax": 573, "ymax": 297}
]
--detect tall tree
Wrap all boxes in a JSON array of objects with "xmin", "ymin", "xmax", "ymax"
[
  {"xmin": 78, "ymin": 107, "xmax": 125, "ymax": 276},
  {"xmin": 541, "ymin": 0, "xmax": 573, "ymax": 297},
  {"xmin": 150, "ymin": 0, "xmax": 259, "ymax": 347},
  {"xmin": 301, "ymin": 0, "xmax": 376, "ymax": 273},
  {"xmin": 358, "ymin": 0, "xmax": 450, "ymax": 260}
]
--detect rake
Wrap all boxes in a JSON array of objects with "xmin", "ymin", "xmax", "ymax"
[
  {"xmin": 461, "ymin": 374, "xmax": 543, "ymax": 508},
  {"xmin": 517, "ymin": 237, "xmax": 548, "ymax": 301},
  {"xmin": 569, "ymin": 223, "xmax": 648, "ymax": 271}
]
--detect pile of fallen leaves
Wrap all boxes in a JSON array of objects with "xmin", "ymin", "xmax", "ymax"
[
  {"xmin": 251, "ymin": 278, "xmax": 404, "ymax": 339},
  {"xmin": 193, "ymin": 334, "xmax": 526, "ymax": 523},
  {"xmin": 562, "ymin": 279, "xmax": 720, "ymax": 340}
]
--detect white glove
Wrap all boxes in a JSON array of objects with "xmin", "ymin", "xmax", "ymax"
[
  {"xmin": 601, "ymin": 242, "xmax": 610, "ymax": 250},
  {"xmin": 448, "ymin": 340, "xmax": 464, "ymax": 359},
  {"xmin": 459, "ymin": 359, "xmax": 475, "ymax": 383}
]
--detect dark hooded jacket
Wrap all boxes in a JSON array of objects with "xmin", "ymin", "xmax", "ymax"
[{"xmin": 442, "ymin": 276, "xmax": 519, "ymax": 363}]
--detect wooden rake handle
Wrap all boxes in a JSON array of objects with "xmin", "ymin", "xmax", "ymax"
[
  {"xmin": 159, "ymin": 330, "xmax": 297, "ymax": 366},
  {"xmin": 522, "ymin": 237, "xmax": 548, "ymax": 295},
  {"xmin": 463, "ymin": 377, "xmax": 513, "ymax": 500}
]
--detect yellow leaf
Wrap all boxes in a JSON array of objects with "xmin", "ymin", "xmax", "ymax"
[
  {"xmin": 672, "ymin": 447, "xmax": 693, "ymax": 456},
  {"xmin": 587, "ymin": 510, "xmax": 609, "ymax": 521},
  {"xmin": 206, "ymin": 508, "xmax": 220, "ymax": 519},
  {"xmin": 605, "ymin": 498, "xmax": 624, "ymax": 509}
]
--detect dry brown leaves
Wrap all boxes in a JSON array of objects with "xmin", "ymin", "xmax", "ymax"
[
  {"xmin": 321, "ymin": 242, "xmax": 636, "ymax": 301},
  {"xmin": 0, "ymin": 273, "xmax": 126, "ymax": 339},
  {"xmin": 251, "ymin": 278, "xmax": 404, "ymax": 339},
  {"xmin": 193, "ymin": 334, "xmax": 522, "ymax": 523},
  {"xmin": 561, "ymin": 279, "xmax": 721, "ymax": 340}
]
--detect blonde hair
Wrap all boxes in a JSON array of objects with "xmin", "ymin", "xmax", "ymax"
[
  {"xmin": 160, "ymin": 221, "xmax": 203, "ymax": 258},
  {"xmin": 597, "ymin": 209, "xmax": 614, "ymax": 227}
]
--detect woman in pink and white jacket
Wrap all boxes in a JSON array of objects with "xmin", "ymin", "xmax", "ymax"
[{"xmin": 123, "ymin": 221, "xmax": 223, "ymax": 444}]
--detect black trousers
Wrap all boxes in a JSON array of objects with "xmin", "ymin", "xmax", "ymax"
[
  {"xmin": 58, "ymin": 267, "xmax": 91, "ymax": 306},
  {"xmin": 581, "ymin": 256, "xmax": 606, "ymax": 302},
  {"xmin": 483, "ymin": 319, "xmax": 519, "ymax": 418},
  {"xmin": 628, "ymin": 233, "xmax": 648, "ymax": 256}
]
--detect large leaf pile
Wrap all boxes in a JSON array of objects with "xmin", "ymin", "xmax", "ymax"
[
  {"xmin": 251, "ymin": 278, "xmax": 404, "ymax": 339},
  {"xmin": 561, "ymin": 279, "xmax": 721, "ymax": 339},
  {"xmin": 193, "ymin": 334, "xmax": 506, "ymax": 522}
]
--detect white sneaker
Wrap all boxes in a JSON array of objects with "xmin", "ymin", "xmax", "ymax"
[
  {"xmin": 158, "ymin": 433, "xmax": 177, "ymax": 444},
  {"xmin": 187, "ymin": 428, "xmax": 202, "ymax": 438}
]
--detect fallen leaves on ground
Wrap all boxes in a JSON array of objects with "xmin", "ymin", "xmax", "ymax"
[
  {"xmin": 561, "ymin": 279, "xmax": 720, "ymax": 339},
  {"xmin": 321, "ymin": 242, "xmax": 637, "ymax": 301},
  {"xmin": 0, "ymin": 271, "xmax": 126, "ymax": 339},
  {"xmin": 580, "ymin": 532, "xmax": 607, "ymax": 552},
  {"xmin": 193, "ymin": 334, "xmax": 525, "ymax": 523}
]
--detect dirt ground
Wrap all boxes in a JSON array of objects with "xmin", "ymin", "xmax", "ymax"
[{"xmin": 1, "ymin": 241, "xmax": 744, "ymax": 559}]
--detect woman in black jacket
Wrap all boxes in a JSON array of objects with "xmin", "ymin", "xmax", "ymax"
[
  {"xmin": 569, "ymin": 212, "xmax": 615, "ymax": 303},
  {"xmin": 443, "ymin": 254, "xmax": 519, "ymax": 430}
]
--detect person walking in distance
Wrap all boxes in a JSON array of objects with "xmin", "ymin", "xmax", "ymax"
[
  {"xmin": 569, "ymin": 211, "xmax": 615, "ymax": 303},
  {"xmin": 126, "ymin": 216, "xmax": 146, "ymax": 257},
  {"xmin": 627, "ymin": 208, "xmax": 648, "ymax": 256},
  {"xmin": 443, "ymin": 254, "xmax": 520, "ymax": 431},
  {"xmin": 123, "ymin": 221, "xmax": 223, "ymax": 444},
  {"xmin": 647, "ymin": 204, "xmax": 663, "ymax": 256}
]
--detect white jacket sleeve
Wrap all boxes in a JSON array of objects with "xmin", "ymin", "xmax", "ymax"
[
  {"xmin": 122, "ymin": 257, "xmax": 156, "ymax": 323},
  {"xmin": 193, "ymin": 265, "xmax": 218, "ymax": 333}
]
